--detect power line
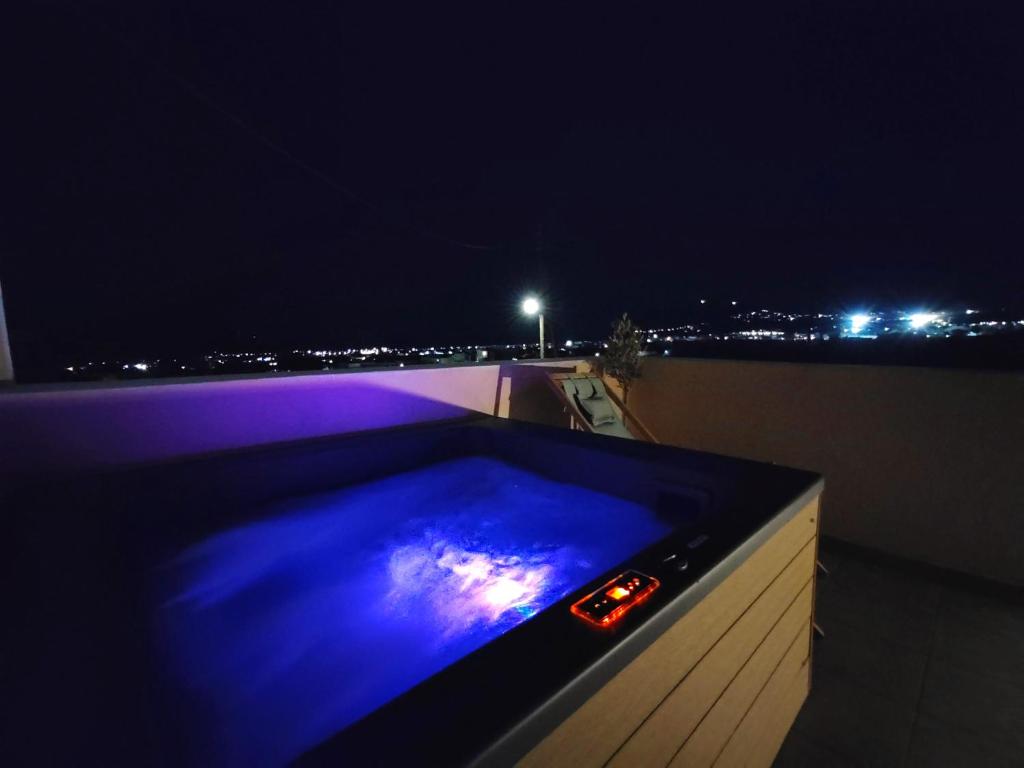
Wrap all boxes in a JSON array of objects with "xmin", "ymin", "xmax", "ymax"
[{"xmin": 83, "ymin": 13, "xmax": 501, "ymax": 252}]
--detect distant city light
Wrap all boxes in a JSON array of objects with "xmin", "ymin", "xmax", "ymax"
[
  {"xmin": 57, "ymin": 302, "xmax": 1022, "ymax": 383},
  {"xmin": 849, "ymin": 314, "xmax": 872, "ymax": 334},
  {"xmin": 909, "ymin": 312, "xmax": 939, "ymax": 329}
]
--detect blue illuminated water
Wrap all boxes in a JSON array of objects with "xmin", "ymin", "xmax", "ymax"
[{"xmin": 155, "ymin": 457, "xmax": 672, "ymax": 765}]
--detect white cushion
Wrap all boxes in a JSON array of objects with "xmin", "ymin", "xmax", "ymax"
[
  {"xmin": 580, "ymin": 395, "xmax": 617, "ymax": 426},
  {"xmin": 575, "ymin": 378, "xmax": 596, "ymax": 399}
]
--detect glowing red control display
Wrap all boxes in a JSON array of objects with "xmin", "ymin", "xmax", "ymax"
[{"xmin": 571, "ymin": 570, "xmax": 660, "ymax": 627}]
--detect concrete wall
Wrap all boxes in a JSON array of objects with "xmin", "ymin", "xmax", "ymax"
[
  {"xmin": 0, "ymin": 361, "xmax": 580, "ymax": 485},
  {"xmin": 627, "ymin": 356, "xmax": 1024, "ymax": 585}
]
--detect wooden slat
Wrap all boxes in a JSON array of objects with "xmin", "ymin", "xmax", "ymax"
[
  {"xmin": 669, "ymin": 582, "xmax": 814, "ymax": 767},
  {"xmin": 517, "ymin": 497, "xmax": 819, "ymax": 768},
  {"xmin": 710, "ymin": 624, "xmax": 812, "ymax": 768},
  {"xmin": 609, "ymin": 542, "xmax": 815, "ymax": 766},
  {"xmin": 599, "ymin": 376, "xmax": 660, "ymax": 443},
  {"xmin": 808, "ymin": 492, "xmax": 823, "ymax": 689}
]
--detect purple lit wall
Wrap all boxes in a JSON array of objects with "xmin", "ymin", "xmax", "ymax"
[
  {"xmin": 0, "ymin": 366, "xmax": 504, "ymax": 484},
  {"xmin": 0, "ymin": 362, "xmax": 582, "ymax": 485}
]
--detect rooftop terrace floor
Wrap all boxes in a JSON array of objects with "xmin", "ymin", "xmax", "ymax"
[{"xmin": 775, "ymin": 539, "xmax": 1024, "ymax": 767}]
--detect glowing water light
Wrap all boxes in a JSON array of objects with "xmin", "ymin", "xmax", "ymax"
[
  {"xmin": 157, "ymin": 456, "xmax": 672, "ymax": 766},
  {"xmin": 388, "ymin": 540, "xmax": 554, "ymax": 629}
]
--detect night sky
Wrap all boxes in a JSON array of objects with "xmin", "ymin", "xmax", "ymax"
[{"xmin": 4, "ymin": 3, "xmax": 1023, "ymax": 373}]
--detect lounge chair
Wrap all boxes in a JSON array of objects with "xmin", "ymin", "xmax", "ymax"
[{"xmin": 559, "ymin": 376, "xmax": 636, "ymax": 439}]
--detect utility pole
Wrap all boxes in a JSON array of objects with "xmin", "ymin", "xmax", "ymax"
[
  {"xmin": 538, "ymin": 311, "xmax": 545, "ymax": 359},
  {"xmin": 0, "ymin": 279, "xmax": 13, "ymax": 383},
  {"xmin": 521, "ymin": 296, "xmax": 545, "ymax": 359}
]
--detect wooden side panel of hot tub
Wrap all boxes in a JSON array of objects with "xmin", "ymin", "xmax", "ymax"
[{"xmin": 518, "ymin": 495, "xmax": 820, "ymax": 768}]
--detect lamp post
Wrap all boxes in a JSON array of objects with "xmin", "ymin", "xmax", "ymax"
[{"xmin": 521, "ymin": 296, "xmax": 545, "ymax": 359}]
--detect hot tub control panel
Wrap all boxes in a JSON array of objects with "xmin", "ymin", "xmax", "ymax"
[{"xmin": 570, "ymin": 570, "xmax": 660, "ymax": 628}]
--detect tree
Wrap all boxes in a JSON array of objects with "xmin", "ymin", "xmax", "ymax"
[{"xmin": 603, "ymin": 313, "xmax": 643, "ymax": 404}]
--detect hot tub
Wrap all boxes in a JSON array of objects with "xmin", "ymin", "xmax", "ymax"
[{"xmin": 3, "ymin": 414, "xmax": 822, "ymax": 767}]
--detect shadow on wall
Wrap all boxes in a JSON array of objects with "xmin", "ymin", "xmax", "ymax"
[{"xmin": 497, "ymin": 362, "xmax": 578, "ymax": 426}]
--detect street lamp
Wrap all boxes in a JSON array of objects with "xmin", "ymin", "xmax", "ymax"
[{"xmin": 521, "ymin": 296, "xmax": 545, "ymax": 359}]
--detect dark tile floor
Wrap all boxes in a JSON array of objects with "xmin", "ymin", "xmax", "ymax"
[{"xmin": 774, "ymin": 539, "xmax": 1024, "ymax": 768}]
